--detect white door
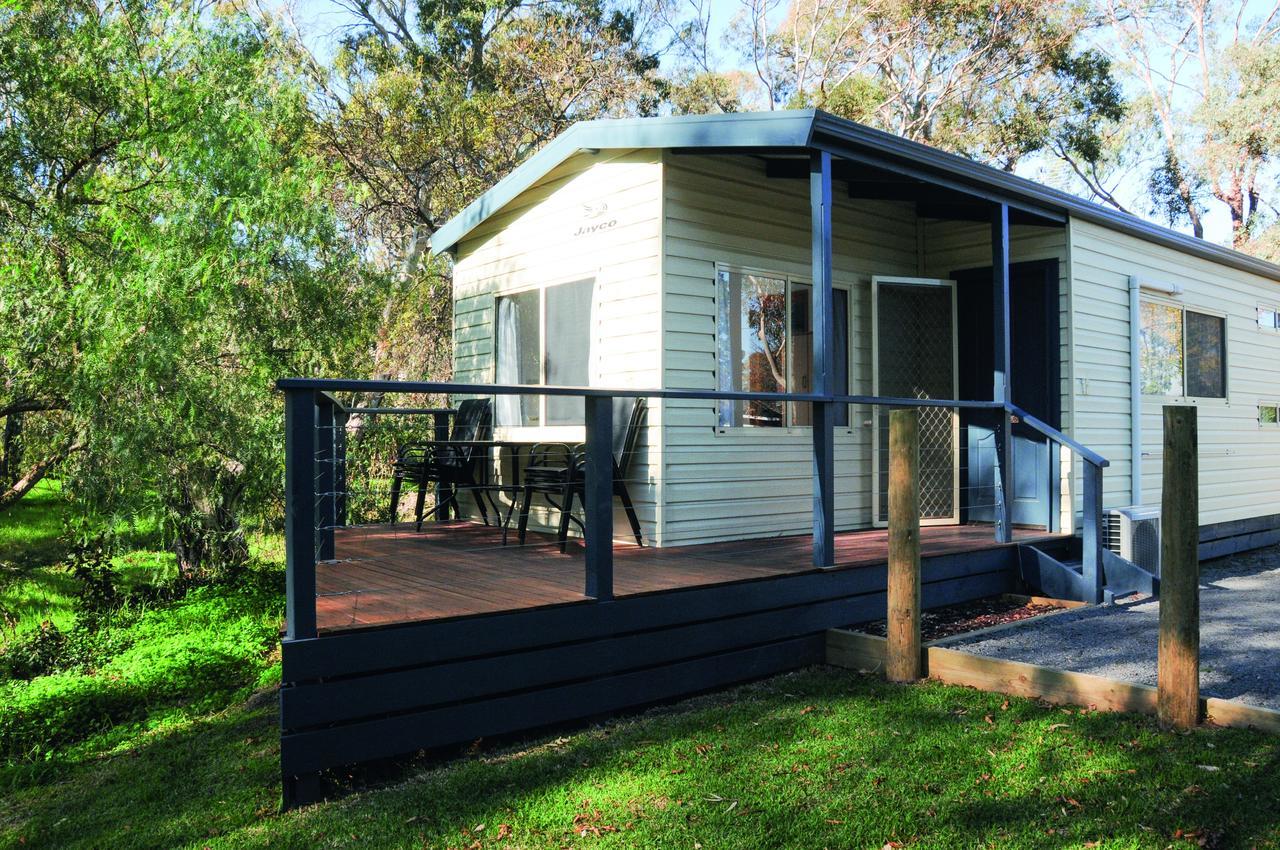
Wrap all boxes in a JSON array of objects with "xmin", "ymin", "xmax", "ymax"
[{"xmin": 871, "ymin": 276, "xmax": 960, "ymax": 527}]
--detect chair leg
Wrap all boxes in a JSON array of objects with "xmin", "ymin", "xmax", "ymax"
[
  {"xmin": 388, "ymin": 470, "xmax": 404, "ymax": 525},
  {"xmin": 615, "ymin": 480, "xmax": 644, "ymax": 547},
  {"xmin": 557, "ymin": 484, "xmax": 575, "ymax": 554},
  {"xmin": 516, "ymin": 484, "xmax": 535, "ymax": 546},
  {"xmin": 413, "ymin": 476, "xmax": 429, "ymax": 531},
  {"xmin": 468, "ymin": 474, "xmax": 491, "ymax": 527}
]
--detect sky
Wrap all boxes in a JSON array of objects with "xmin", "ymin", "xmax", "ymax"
[{"xmin": 285, "ymin": 0, "xmax": 1244, "ymax": 247}]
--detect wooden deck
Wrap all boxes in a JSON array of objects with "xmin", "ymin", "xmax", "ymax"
[{"xmin": 316, "ymin": 521, "xmax": 1056, "ymax": 633}]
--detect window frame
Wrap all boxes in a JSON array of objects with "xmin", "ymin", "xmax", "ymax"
[
  {"xmin": 491, "ymin": 275, "xmax": 598, "ymax": 437},
  {"xmin": 713, "ymin": 261, "xmax": 856, "ymax": 434},
  {"xmin": 1138, "ymin": 296, "xmax": 1229, "ymax": 401},
  {"xmin": 1259, "ymin": 402, "xmax": 1280, "ymax": 428},
  {"xmin": 1258, "ymin": 305, "xmax": 1280, "ymax": 332}
]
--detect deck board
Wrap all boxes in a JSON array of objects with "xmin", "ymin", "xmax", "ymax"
[{"xmin": 314, "ymin": 521, "xmax": 1056, "ymax": 633}]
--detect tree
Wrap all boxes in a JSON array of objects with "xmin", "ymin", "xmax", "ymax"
[
  {"xmin": 0, "ymin": 1, "xmax": 383, "ymax": 575},
  {"xmin": 1098, "ymin": 0, "xmax": 1280, "ymax": 244},
  {"xmin": 701, "ymin": 0, "xmax": 1124, "ymax": 171},
  {"xmin": 254, "ymin": 0, "xmax": 665, "ymax": 386}
]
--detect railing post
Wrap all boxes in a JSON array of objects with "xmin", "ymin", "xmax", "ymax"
[
  {"xmin": 887, "ymin": 408, "xmax": 922, "ymax": 682},
  {"xmin": 1082, "ymin": 461, "xmax": 1105, "ymax": 604},
  {"xmin": 810, "ymin": 149, "xmax": 836, "ymax": 568},
  {"xmin": 432, "ymin": 409, "xmax": 451, "ymax": 522},
  {"xmin": 315, "ymin": 397, "xmax": 336, "ymax": 562},
  {"xmin": 284, "ymin": 389, "xmax": 318, "ymax": 640},
  {"xmin": 992, "ymin": 204, "xmax": 1013, "ymax": 544},
  {"xmin": 1159, "ymin": 404, "xmax": 1199, "ymax": 729},
  {"xmin": 584, "ymin": 395, "xmax": 614, "ymax": 600}
]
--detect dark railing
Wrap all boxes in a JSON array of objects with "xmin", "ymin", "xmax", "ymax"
[{"xmin": 279, "ymin": 378, "xmax": 1110, "ymax": 639}]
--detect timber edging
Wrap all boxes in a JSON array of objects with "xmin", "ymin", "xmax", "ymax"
[{"xmin": 825, "ymin": 629, "xmax": 1280, "ymax": 735}]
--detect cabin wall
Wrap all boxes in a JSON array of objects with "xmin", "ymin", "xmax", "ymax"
[
  {"xmin": 451, "ymin": 149, "xmax": 665, "ymax": 539},
  {"xmin": 659, "ymin": 153, "xmax": 920, "ymax": 545},
  {"xmin": 1068, "ymin": 217, "xmax": 1280, "ymax": 527}
]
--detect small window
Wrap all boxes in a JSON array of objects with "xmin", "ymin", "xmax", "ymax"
[
  {"xmin": 1261, "ymin": 403, "xmax": 1279, "ymax": 426},
  {"xmin": 494, "ymin": 279, "xmax": 596, "ymax": 427},
  {"xmin": 1259, "ymin": 307, "xmax": 1280, "ymax": 331},
  {"xmin": 715, "ymin": 267, "xmax": 850, "ymax": 428},
  {"xmin": 1139, "ymin": 300, "xmax": 1227, "ymax": 399}
]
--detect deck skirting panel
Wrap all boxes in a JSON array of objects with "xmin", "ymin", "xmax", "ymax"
[{"xmin": 280, "ymin": 546, "xmax": 1018, "ymax": 798}]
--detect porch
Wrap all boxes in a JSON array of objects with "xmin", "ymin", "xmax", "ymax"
[{"xmin": 316, "ymin": 520, "xmax": 1059, "ymax": 633}]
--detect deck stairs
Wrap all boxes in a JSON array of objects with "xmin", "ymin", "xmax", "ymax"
[{"xmin": 1017, "ymin": 536, "xmax": 1159, "ymax": 603}]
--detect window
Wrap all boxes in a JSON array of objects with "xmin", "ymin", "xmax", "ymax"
[
  {"xmin": 1259, "ymin": 306, "xmax": 1280, "ymax": 331},
  {"xmin": 715, "ymin": 267, "xmax": 849, "ymax": 428},
  {"xmin": 1139, "ymin": 300, "xmax": 1226, "ymax": 399},
  {"xmin": 494, "ymin": 279, "xmax": 595, "ymax": 427},
  {"xmin": 1260, "ymin": 403, "xmax": 1279, "ymax": 426}
]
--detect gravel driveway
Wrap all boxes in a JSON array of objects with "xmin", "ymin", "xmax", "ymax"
[{"xmin": 947, "ymin": 544, "xmax": 1280, "ymax": 710}]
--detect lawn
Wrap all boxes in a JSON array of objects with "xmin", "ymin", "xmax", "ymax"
[{"xmin": 2, "ymin": 490, "xmax": 1279, "ymax": 849}]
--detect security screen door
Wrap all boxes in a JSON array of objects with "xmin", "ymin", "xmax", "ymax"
[{"xmin": 872, "ymin": 277, "xmax": 960, "ymax": 526}]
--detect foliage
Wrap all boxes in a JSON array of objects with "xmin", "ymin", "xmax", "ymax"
[
  {"xmin": 0, "ymin": 569, "xmax": 282, "ymax": 764},
  {"xmin": 0, "ymin": 1, "xmax": 386, "ymax": 573},
  {"xmin": 1096, "ymin": 0, "xmax": 1280, "ymax": 244}
]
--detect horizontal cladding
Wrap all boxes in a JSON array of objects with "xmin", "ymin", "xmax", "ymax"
[
  {"xmin": 660, "ymin": 153, "xmax": 918, "ymax": 543},
  {"xmin": 450, "ymin": 149, "xmax": 665, "ymax": 537},
  {"xmin": 1070, "ymin": 217, "xmax": 1280, "ymax": 524},
  {"xmin": 279, "ymin": 548, "xmax": 1017, "ymax": 776}
]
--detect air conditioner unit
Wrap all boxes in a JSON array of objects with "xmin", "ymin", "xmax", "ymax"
[{"xmin": 1105, "ymin": 506, "xmax": 1161, "ymax": 576}]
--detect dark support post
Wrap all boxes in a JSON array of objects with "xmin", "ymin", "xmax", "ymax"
[
  {"xmin": 432, "ymin": 409, "xmax": 450, "ymax": 521},
  {"xmin": 1082, "ymin": 461, "xmax": 1105, "ymax": 604},
  {"xmin": 284, "ymin": 389, "xmax": 317, "ymax": 640},
  {"xmin": 1159, "ymin": 405, "xmax": 1199, "ymax": 729},
  {"xmin": 584, "ymin": 395, "xmax": 614, "ymax": 600},
  {"xmin": 991, "ymin": 203, "xmax": 1013, "ymax": 543},
  {"xmin": 315, "ymin": 398, "xmax": 336, "ymax": 562},
  {"xmin": 810, "ymin": 149, "xmax": 836, "ymax": 568},
  {"xmin": 887, "ymin": 408, "xmax": 922, "ymax": 682}
]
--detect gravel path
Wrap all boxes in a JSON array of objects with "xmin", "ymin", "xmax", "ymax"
[{"xmin": 948, "ymin": 544, "xmax": 1280, "ymax": 710}]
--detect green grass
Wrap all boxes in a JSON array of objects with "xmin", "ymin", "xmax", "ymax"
[
  {"xmin": 2, "ymin": 485, "xmax": 1280, "ymax": 849},
  {"xmin": 0, "ymin": 667, "xmax": 1278, "ymax": 849}
]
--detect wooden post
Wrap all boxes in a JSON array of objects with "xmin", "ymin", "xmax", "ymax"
[
  {"xmin": 887, "ymin": 408, "xmax": 922, "ymax": 682},
  {"xmin": 1158, "ymin": 404, "xmax": 1199, "ymax": 729},
  {"xmin": 583, "ymin": 395, "xmax": 614, "ymax": 601}
]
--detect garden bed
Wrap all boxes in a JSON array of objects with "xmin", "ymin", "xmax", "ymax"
[{"xmin": 846, "ymin": 593, "xmax": 1079, "ymax": 642}]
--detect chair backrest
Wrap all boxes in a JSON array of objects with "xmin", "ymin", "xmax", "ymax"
[
  {"xmin": 612, "ymin": 396, "xmax": 646, "ymax": 473},
  {"xmin": 450, "ymin": 398, "xmax": 492, "ymax": 463}
]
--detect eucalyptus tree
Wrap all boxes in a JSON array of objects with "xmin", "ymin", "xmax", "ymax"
[
  {"xmin": 1097, "ymin": 0, "xmax": 1280, "ymax": 247},
  {"xmin": 261, "ymin": 0, "xmax": 666, "ymax": 384},
  {"xmin": 685, "ymin": 0, "xmax": 1125, "ymax": 171},
  {"xmin": 0, "ymin": 2, "xmax": 383, "ymax": 575}
]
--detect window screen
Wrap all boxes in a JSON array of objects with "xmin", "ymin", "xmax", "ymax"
[
  {"xmin": 1139, "ymin": 301, "xmax": 1183, "ymax": 396},
  {"xmin": 495, "ymin": 289, "xmax": 541, "ymax": 426},
  {"xmin": 545, "ymin": 279, "xmax": 594, "ymax": 424},
  {"xmin": 1185, "ymin": 310, "xmax": 1225, "ymax": 398}
]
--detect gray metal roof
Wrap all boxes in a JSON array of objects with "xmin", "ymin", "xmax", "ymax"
[{"xmin": 430, "ymin": 109, "xmax": 1280, "ymax": 282}]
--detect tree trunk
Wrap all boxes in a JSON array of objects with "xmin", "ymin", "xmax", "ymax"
[
  {"xmin": 0, "ymin": 450, "xmax": 64, "ymax": 511},
  {"xmin": 170, "ymin": 473, "xmax": 249, "ymax": 580},
  {"xmin": 1, "ymin": 411, "xmax": 23, "ymax": 487}
]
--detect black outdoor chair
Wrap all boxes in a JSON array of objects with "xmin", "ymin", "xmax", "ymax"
[
  {"xmin": 515, "ymin": 397, "xmax": 646, "ymax": 553},
  {"xmin": 387, "ymin": 398, "xmax": 493, "ymax": 530}
]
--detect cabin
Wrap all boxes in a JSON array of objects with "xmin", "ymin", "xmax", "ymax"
[{"xmin": 275, "ymin": 110, "xmax": 1280, "ymax": 807}]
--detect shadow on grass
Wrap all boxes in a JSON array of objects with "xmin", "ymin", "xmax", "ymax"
[{"xmin": 5, "ymin": 668, "xmax": 1280, "ymax": 849}]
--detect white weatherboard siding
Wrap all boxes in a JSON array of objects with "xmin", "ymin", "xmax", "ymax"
[
  {"xmin": 1068, "ymin": 217, "xmax": 1280, "ymax": 526},
  {"xmin": 451, "ymin": 149, "xmax": 665, "ymax": 540},
  {"xmin": 659, "ymin": 153, "xmax": 920, "ymax": 544}
]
